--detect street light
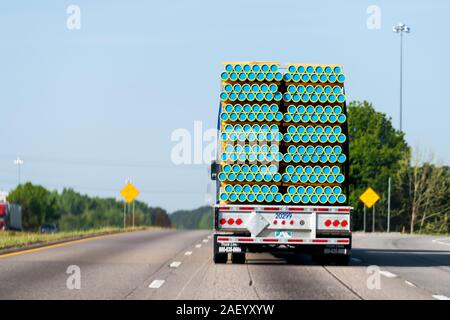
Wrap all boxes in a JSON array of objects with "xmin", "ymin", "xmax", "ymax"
[
  {"xmin": 393, "ymin": 23, "xmax": 411, "ymax": 132},
  {"xmin": 13, "ymin": 157, "xmax": 24, "ymax": 185}
]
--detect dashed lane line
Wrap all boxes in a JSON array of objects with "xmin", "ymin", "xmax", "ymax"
[
  {"xmin": 379, "ymin": 271, "xmax": 398, "ymax": 278},
  {"xmin": 149, "ymin": 280, "xmax": 165, "ymax": 289},
  {"xmin": 184, "ymin": 251, "xmax": 193, "ymax": 256},
  {"xmin": 170, "ymin": 261, "xmax": 182, "ymax": 268},
  {"xmin": 404, "ymin": 280, "xmax": 417, "ymax": 288},
  {"xmin": 195, "ymin": 244, "xmax": 202, "ymax": 248}
]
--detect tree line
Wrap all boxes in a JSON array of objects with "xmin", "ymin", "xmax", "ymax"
[
  {"xmin": 347, "ymin": 101, "xmax": 449, "ymax": 234},
  {"xmin": 170, "ymin": 206, "xmax": 213, "ymax": 230},
  {"xmin": 7, "ymin": 184, "xmax": 171, "ymax": 231},
  {"xmin": 5, "ymin": 101, "xmax": 449, "ymax": 234}
]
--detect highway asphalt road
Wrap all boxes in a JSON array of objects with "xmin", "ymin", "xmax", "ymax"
[{"xmin": 0, "ymin": 229, "xmax": 449, "ymax": 300}]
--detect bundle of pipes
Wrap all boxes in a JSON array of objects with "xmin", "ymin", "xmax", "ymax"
[{"xmin": 218, "ymin": 62, "xmax": 348, "ymax": 205}]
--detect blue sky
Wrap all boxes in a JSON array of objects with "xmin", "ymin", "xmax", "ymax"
[{"xmin": 0, "ymin": 0, "xmax": 449, "ymax": 212}]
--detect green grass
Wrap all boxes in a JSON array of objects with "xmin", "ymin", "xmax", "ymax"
[{"xmin": 0, "ymin": 226, "xmax": 157, "ymax": 250}]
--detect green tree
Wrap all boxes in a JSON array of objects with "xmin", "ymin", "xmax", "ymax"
[
  {"xmin": 7, "ymin": 183, "xmax": 172, "ymax": 231},
  {"xmin": 7, "ymin": 182, "xmax": 58, "ymax": 231},
  {"xmin": 171, "ymin": 206, "xmax": 212, "ymax": 229},
  {"xmin": 347, "ymin": 101, "xmax": 410, "ymax": 231},
  {"xmin": 407, "ymin": 150, "xmax": 450, "ymax": 234}
]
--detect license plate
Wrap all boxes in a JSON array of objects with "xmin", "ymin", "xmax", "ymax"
[
  {"xmin": 219, "ymin": 246, "xmax": 242, "ymax": 253},
  {"xmin": 219, "ymin": 242, "xmax": 242, "ymax": 253},
  {"xmin": 324, "ymin": 248, "xmax": 347, "ymax": 255},
  {"xmin": 275, "ymin": 230, "xmax": 293, "ymax": 238}
]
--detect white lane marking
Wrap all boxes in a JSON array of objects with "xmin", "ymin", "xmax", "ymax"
[
  {"xmin": 432, "ymin": 238, "xmax": 450, "ymax": 247},
  {"xmin": 170, "ymin": 261, "xmax": 181, "ymax": 268},
  {"xmin": 149, "ymin": 280, "xmax": 165, "ymax": 289},
  {"xmin": 184, "ymin": 251, "xmax": 192, "ymax": 256},
  {"xmin": 202, "ymin": 239, "xmax": 208, "ymax": 243},
  {"xmin": 351, "ymin": 257, "xmax": 362, "ymax": 263},
  {"xmin": 432, "ymin": 294, "xmax": 450, "ymax": 300},
  {"xmin": 380, "ymin": 271, "xmax": 398, "ymax": 278},
  {"xmin": 195, "ymin": 244, "xmax": 202, "ymax": 248},
  {"xmin": 404, "ymin": 280, "xmax": 417, "ymax": 287},
  {"xmin": 207, "ymin": 235, "xmax": 212, "ymax": 239}
]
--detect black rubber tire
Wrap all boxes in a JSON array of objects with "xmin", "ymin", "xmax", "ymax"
[
  {"xmin": 231, "ymin": 252, "xmax": 246, "ymax": 264},
  {"xmin": 334, "ymin": 254, "xmax": 350, "ymax": 266},
  {"xmin": 311, "ymin": 252, "xmax": 327, "ymax": 264},
  {"xmin": 214, "ymin": 252, "xmax": 228, "ymax": 264}
]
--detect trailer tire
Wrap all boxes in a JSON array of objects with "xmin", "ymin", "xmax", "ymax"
[
  {"xmin": 214, "ymin": 252, "xmax": 228, "ymax": 264},
  {"xmin": 312, "ymin": 253, "xmax": 350, "ymax": 266},
  {"xmin": 334, "ymin": 254, "xmax": 350, "ymax": 266},
  {"xmin": 231, "ymin": 252, "xmax": 246, "ymax": 264},
  {"xmin": 311, "ymin": 253, "xmax": 327, "ymax": 264}
]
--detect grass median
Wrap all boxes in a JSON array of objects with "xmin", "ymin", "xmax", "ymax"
[{"xmin": 0, "ymin": 226, "xmax": 158, "ymax": 250}]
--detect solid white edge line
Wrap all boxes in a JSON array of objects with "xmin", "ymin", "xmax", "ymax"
[
  {"xmin": 432, "ymin": 238, "xmax": 450, "ymax": 247},
  {"xmin": 149, "ymin": 280, "xmax": 165, "ymax": 289},
  {"xmin": 170, "ymin": 261, "xmax": 182, "ymax": 268},
  {"xmin": 404, "ymin": 280, "xmax": 416, "ymax": 287},
  {"xmin": 379, "ymin": 271, "xmax": 398, "ymax": 278},
  {"xmin": 432, "ymin": 295, "xmax": 450, "ymax": 300},
  {"xmin": 184, "ymin": 251, "xmax": 193, "ymax": 256}
]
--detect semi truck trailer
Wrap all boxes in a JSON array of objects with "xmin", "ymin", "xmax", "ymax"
[
  {"xmin": 0, "ymin": 202, "xmax": 23, "ymax": 231},
  {"xmin": 211, "ymin": 61, "xmax": 351, "ymax": 265}
]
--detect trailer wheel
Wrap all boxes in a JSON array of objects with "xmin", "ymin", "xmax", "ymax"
[
  {"xmin": 213, "ymin": 234, "xmax": 228, "ymax": 264},
  {"xmin": 231, "ymin": 252, "xmax": 246, "ymax": 264},
  {"xmin": 311, "ymin": 253, "xmax": 327, "ymax": 264},
  {"xmin": 334, "ymin": 254, "xmax": 350, "ymax": 266},
  {"xmin": 312, "ymin": 253, "xmax": 350, "ymax": 266},
  {"xmin": 214, "ymin": 252, "xmax": 228, "ymax": 264}
]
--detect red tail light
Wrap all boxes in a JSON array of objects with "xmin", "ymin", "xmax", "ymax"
[
  {"xmin": 236, "ymin": 218, "xmax": 243, "ymax": 225},
  {"xmin": 273, "ymin": 220, "xmax": 278, "ymax": 225},
  {"xmin": 325, "ymin": 219, "xmax": 332, "ymax": 227},
  {"xmin": 220, "ymin": 218, "xmax": 226, "ymax": 225},
  {"xmin": 228, "ymin": 218, "xmax": 234, "ymax": 225},
  {"xmin": 341, "ymin": 220, "xmax": 348, "ymax": 227},
  {"xmin": 333, "ymin": 220, "xmax": 340, "ymax": 227},
  {"xmin": 0, "ymin": 204, "xmax": 6, "ymax": 217},
  {"xmin": 290, "ymin": 220, "xmax": 294, "ymax": 225}
]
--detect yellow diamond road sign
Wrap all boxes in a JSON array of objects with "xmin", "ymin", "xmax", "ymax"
[
  {"xmin": 359, "ymin": 187, "xmax": 380, "ymax": 208},
  {"xmin": 120, "ymin": 182, "xmax": 140, "ymax": 203}
]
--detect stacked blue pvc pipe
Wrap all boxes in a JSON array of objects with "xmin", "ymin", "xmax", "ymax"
[{"xmin": 218, "ymin": 62, "xmax": 348, "ymax": 205}]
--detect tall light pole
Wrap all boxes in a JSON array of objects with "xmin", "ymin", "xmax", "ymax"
[
  {"xmin": 393, "ymin": 23, "xmax": 411, "ymax": 132},
  {"xmin": 13, "ymin": 157, "xmax": 24, "ymax": 185}
]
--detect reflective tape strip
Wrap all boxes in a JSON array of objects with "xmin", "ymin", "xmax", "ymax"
[{"xmin": 217, "ymin": 237, "xmax": 350, "ymax": 244}]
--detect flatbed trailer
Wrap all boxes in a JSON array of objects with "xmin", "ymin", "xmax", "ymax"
[
  {"xmin": 212, "ymin": 61, "xmax": 352, "ymax": 265},
  {"xmin": 212, "ymin": 203, "xmax": 351, "ymax": 265}
]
